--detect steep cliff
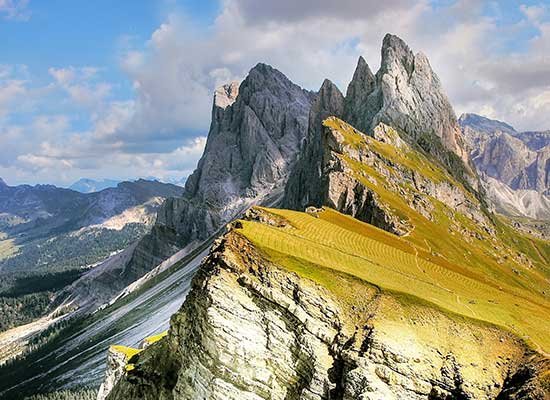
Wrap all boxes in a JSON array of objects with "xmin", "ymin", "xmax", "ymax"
[
  {"xmin": 152, "ymin": 64, "xmax": 314, "ymax": 247},
  {"xmin": 102, "ymin": 116, "xmax": 550, "ymax": 400},
  {"xmin": 285, "ymin": 34, "xmax": 477, "ymax": 224},
  {"xmin": 104, "ymin": 207, "xmax": 550, "ymax": 400},
  {"xmin": 286, "ymin": 116, "xmax": 489, "ymax": 237},
  {"xmin": 459, "ymin": 113, "xmax": 550, "ymax": 194},
  {"xmin": 97, "ymin": 64, "xmax": 314, "ymax": 307},
  {"xmin": 343, "ymin": 34, "xmax": 471, "ymax": 177}
]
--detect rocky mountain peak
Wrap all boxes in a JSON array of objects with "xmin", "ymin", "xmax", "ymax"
[
  {"xmin": 137, "ymin": 62, "xmax": 314, "ymax": 274},
  {"xmin": 283, "ymin": 79, "xmax": 344, "ymax": 210},
  {"xmin": 380, "ymin": 33, "xmax": 415, "ymax": 76},
  {"xmin": 344, "ymin": 56, "xmax": 376, "ymax": 129},
  {"xmin": 343, "ymin": 34, "xmax": 471, "ymax": 181},
  {"xmin": 460, "ymin": 113, "xmax": 550, "ymax": 196},
  {"xmin": 346, "ymin": 56, "xmax": 375, "ymax": 97},
  {"xmin": 312, "ymin": 79, "xmax": 345, "ymax": 128},
  {"xmin": 459, "ymin": 113, "xmax": 517, "ymax": 136},
  {"xmin": 0, "ymin": 177, "xmax": 7, "ymax": 188},
  {"xmin": 239, "ymin": 62, "xmax": 308, "ymax": 103},
  {"xmin": 214, "ymin": 81, "xmax": 240, "ymax": 110}
]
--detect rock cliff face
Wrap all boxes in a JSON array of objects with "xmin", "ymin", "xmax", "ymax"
[
  {"xmin": 460, "ymin": 113, "xmax": 550, "ymax": 194},
  {"xmin": 123, "ymin": 64, "xmax": 314, "ymax": 290},
  {"xmin": 459, "ymin": 113, "xmax": 550, "ymax": 219},
  {"xmin": 104, "ymin": 218, "xmax": 548, "ymax": 400},
  {"xmin": 285, "ymin": 34, "xmax": 477, "ymax": 223},
  {"xmin": 285, "ymin": 116, "xmax": 489, "ymax": 236},
  {"xmin": 344, "ymin": 34, "xmax": 471, "ymax": 172},
  {"xmin": 283, "ymin": 79, "xmax": 345, "ymax": 212}
]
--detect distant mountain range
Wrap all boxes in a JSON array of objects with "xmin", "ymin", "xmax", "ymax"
[
  {"xmin": 69, "ymin": 178, "xmax": 121, "ymax": 193},
  {"xmin": 459, "ymin": 113, "xmax": 550, "ymax": 219},
  {"xmin": 69, "ymin": 177, "xmax": 187, "ymax": 194},
  {"xmin": 0, "ymin": 178, "xmax": 182, "ymax": 336}
]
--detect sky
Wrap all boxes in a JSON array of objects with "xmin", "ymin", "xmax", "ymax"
[{"xmin": 1, "ymin": 0, "xmax": 549, "ymax": 186}]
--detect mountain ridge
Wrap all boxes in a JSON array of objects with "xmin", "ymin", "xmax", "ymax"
[
  {"xmin": 100, "ymin": 35, "xmax": 549, "ymax": 400},
  {"xmin": 459, "ymin": 113, "xmax": 549, "ymax": 193},
  {"xmin": 2, "ymin": 33, "xmax": 549, "ymax": 400}
]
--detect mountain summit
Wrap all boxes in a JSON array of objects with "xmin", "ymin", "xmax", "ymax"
[
  {"xmin": 285, "ymin": 34, "xmax": 477, "ymax": 218},
  {"xmin": 344, "ymin": 34, "xmax": 470, "ymax": 174},
  {"xmin": 117, "ymin": 62, "xmax": 316, "ymax": 294}
]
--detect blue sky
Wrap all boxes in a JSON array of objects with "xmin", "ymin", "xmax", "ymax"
[{"xmin": 1, "ymin": 0, "xmax": 549, "ymax": 186}]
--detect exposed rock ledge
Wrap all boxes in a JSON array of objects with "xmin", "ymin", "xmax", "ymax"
[{"xmin": 102, "ymin": 215, "xmax": 548, "ymax": 400}]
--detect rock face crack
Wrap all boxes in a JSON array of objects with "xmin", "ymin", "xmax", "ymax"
[{"xmin": 105, "ymin": 226, "xmax": 547, "ymax": 400}]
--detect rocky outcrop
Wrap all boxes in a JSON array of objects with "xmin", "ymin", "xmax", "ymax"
[
  {"xmin": 460, "ymin": 113, "xmax": 550, "ymax": 193},
  {"xmin": 286, "ymin": 34, "xmax": 480, "ymax": 225},
  {"xmin": 121, "ymin": 64, "xmax": 315, "ymax": 296},
  {"xmin": 104, "ymin": 223, "xmax": 547, "ymax": 400},
  {"xmin": 344, "ymin": 34, "xmax": 471, "ymax": 174},
  {"xmin": 97, "ymin": 347, "xmax": 131, "ymax": 400},
  {"xmin": 283, "ymin": 79, "xmax": 345, "ymax": 211},
  {"xmin": 285, "ymin": 116, "xmax": 489, "ymax": 236}
]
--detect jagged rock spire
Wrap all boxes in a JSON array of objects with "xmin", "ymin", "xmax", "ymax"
[
  {"xmin": 309, "ymin": 79, "xmax": 345, "ymax": 136},
  {"xmin": 283, "ymin": 79, "xmax": 344, "ymax": 210},
  {"xmin": 343, "ymin": 33, "xmax": 472, "ymax": 182},
  {"xmin": 344, "ymin": 56, "xmax": 378, "ymax": 134}
]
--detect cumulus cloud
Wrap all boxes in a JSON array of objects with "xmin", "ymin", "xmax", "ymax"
[
  {"xmin": 48, "ymin": 66, "xmax": 112, "ymax": 110},
  {"xmin": 0, "ymin": 79, "xmax": 26, "ymax": 117}
]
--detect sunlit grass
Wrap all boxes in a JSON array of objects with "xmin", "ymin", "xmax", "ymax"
[
  {"xmin": 0, "ymin": 236, "xmax": 18, "ymax": 260},
  {"xmin": 237, "ymin": 207, "xmax": 550, "ymax": 354}
]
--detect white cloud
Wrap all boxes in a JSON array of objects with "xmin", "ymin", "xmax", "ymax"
[
  {"xmin": 0, "ymin": 0, "xmax": 29, "ymax": 20},
  {"xmin": 48, "ymin": 66, "xmax": 112, "ymax": 109},
  {"xmin": 0, "ymin": 79, "xmax": 26, "ymax": 117}
]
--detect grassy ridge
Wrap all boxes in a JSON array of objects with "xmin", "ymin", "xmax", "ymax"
[
  {"xmin": 324, "ymin": 118, "xmax": 549, "ymax": 300},
  {"xmin": 237, "ymin": 208, "xmax": 550, "ymax": 353}
]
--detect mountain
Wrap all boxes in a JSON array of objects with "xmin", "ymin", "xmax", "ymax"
[
  {"xmin": 285, "ymin": 35, "xmax": 480, "ymax": 229},
  {"xmin": 99, "ymin": 36, "xmax": 549, "ymax": 400},
  {"xmin": 69, "ymin": 178, "xmax": 121, "ymax": 193},
  {"xmin": 1, "ymin": 34, "xmax": 549, "ymax": 400},
  {"xmin": 103, "ymin": 119, "xmax": 550, "ymax": 399},
  {"xmin": 111, "ymin": 64, "xmax": 314, "ymax": 303},
  {"xmin": 459, "ymin": 113, "xmax": 518, "ymax": 138},
  {"xmin": 0, "ymin": 179, "xmax": 182, "ymax": 337},
  {"xmin": 459, "ymin": 113, "xmax": 550, "ymax": 221},
  {"xmin": 343, "ymin": 35, "xmax": 472, "ymax": 181},
  {"xmin": 0, "ymin": 65, "xmax": 315, "ymax": 398},
  {"xmin": 0, "ymin": 179, "xmax": 183, "ymax": 247},
  {"xmin": 459, "ymin": 113, "xmax": 550, "ymax": 193}
]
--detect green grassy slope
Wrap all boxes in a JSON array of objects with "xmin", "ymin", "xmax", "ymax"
[
  {"xmin": 323, "ymin": 118, "xmax": 549, "ymax": 301},
  {"xmin": 231, "ymin": 116, "xmax": 550, "ymax": 357},
  {"xmin": 236, "ymin": 207, "xmax": 550, "ymax": 354}
]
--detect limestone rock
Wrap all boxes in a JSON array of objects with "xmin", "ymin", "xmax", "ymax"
[
  {"xmin": 104, "ymin": 227, "xmax": 547, "ymax": 400},
  {"xmin": 97, "ymin": 347, "xmax": 131, "ymax": 400},
  {"xmin": 122, "ymin": 63, "xmax": 315, "ymax": 291},
  {"xmin": 283, "ymin": 79, "xmax": 345, "ymax": 210},
  {"xmin": 459, "ymin": 113, "xmax": 550, "ymax": 200},
  {"xmin": 344, "ymin": 34, "xmax": 471, "ymax": 174},
  {"xmin": 285, "ymin": 116, "xmax": 489, "ymax": 236}
]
